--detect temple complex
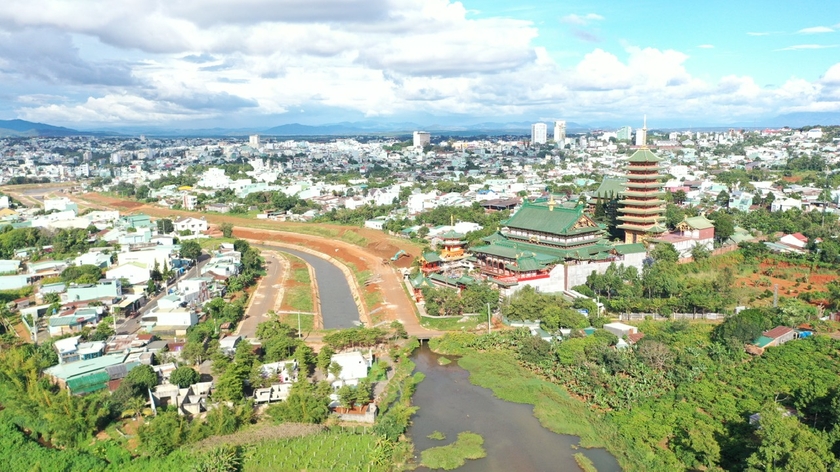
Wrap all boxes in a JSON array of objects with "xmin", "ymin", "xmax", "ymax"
[{"xmin": 471, "ymin": 198, "xmax": 646, "ymax": 293}]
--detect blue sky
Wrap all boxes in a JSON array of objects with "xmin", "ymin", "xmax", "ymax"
[{"xmin": 0, "ymin": 0, "xmax": 838, "ymax": 129}]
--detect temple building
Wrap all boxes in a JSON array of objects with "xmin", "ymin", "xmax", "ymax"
[
  {"xmin": 471, "ymin": 198, "xmax": 646, "ymax": 294},
  {"xmin": 654, "ymin": 215, "xmax": 715, "ymax": 260},
  {"xmin": 617, "ymin": 123, "xmax": 667, "ymax": 244},
  {"xmin": 419, "ymin": 229, "xmax": 468, "ymax": 274}
]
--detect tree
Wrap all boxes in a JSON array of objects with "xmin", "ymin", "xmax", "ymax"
[
  {"xmin": 329, "ymin": 361, "xmax": 343, "ymax": 381},
  {"xmin": 716, "ymin": 190, "xmax": 730, "ymax": 207},
  {"xmin": 169, "ymin": 366, "xmax": 200, "ymax": 388},
  {"xmin": 220, "ymin": 222, "xmax": 234, "ymax": 238},
  {"xmin": 673, "ymin": 189, "xmax": 687, "ymax": 205},
  {"xmin": 337, "ymin": 384, "xmax": 356, "ymax": 410},
  {"xmin": 156, "ymin": 218, "xmax": 174, "ymax": 234},
  {"xmin": 180, "ymin": 240, "xmax": 202, "ymax": 262},
  {"xmin": 316, "ymin": 346, "xmax": 335, "ymax": 374},
  {"xmin": 650, "ymin": 242, "xmax": 679, "ymax": 264},
  {"xmin": 709, "ymin": 210, "xmax": 735, "ymax": 244},
  {"xmin": 145, "ymin": 279, "xmax": 157, "ymax": 296}
]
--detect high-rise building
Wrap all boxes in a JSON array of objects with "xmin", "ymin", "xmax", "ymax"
[
  {"xmin": 413, "ymin": 131, "xmax": 431, "ymax": 148},
  {"xmin": 531, "ymin": 123, "xmax": 547, "ymax": 144},
  {"xmin": 617, "ymin": 126, "xmax": 632, "ymax": 141},
  {"xmin": 553, "ymin": 121, "xmax": 566, "ymax": 144},
  {"xmin": 249, "ymin": 134, "xmax": 261, "ymax": 148},
  {"xmin": 634, "ymin": 116, "xmax": 647, "ymax": 146}
]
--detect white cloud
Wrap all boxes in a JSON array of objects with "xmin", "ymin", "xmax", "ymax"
[
  {"xmin": 798, "ymin": 26, "xmax": 835, "ymax": 34},
  {"xmin": 560, "ymin": 13, "xmax": 604, "ymax": 26},
  {"xmin": 778, "ymin": 44, "xmax": 839, "ymax": 51},
  {"xmin": 3, "ymin": 0, "xmax": 840, "ymax": 126}
]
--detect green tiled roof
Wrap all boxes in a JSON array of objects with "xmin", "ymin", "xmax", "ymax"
[
  {"xmin": 439, "ymin": 230, "xmax": 465, "ymax": 239},
  {"xmin": 627, "ymin": 148, "xmax": 661, "ymax": 163},
  {"xmin": 613, "ymin": 243, "xmax": 647, "ymax": 255},
  {"xmin": 421, "ymin": 252, "xmax": 441, "ymax": 263},
  {"xmin": 472, "ymin": 234, "xmax": 618, "ymax": 262},
  {"xmin": 503, "ymin": 202, "xmax": 598, "ymax": 236},
  {"xmin": 684, "ymin": 215, "xmax": 714, "ymax": 230},
  {"xmin": 505, "ymin": 256, "xmax": 546, "ymax": 272},
  {"xmin": 410, "ymin": 273, "xmax": 433, "ymax": 289}
]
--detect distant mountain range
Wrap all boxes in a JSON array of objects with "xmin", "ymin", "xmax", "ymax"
[
  {"xmin": 2, "ymin": 112, "xmax": 839, "ymax": 138},
  {"xmin": 0, "ymin": 119, "xmax": 88, "ymax": 137}
]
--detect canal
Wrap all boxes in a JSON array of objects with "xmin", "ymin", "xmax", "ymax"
[{"xmin": 408, "ymin": 344, "xmax": 621, "ymax": 471}]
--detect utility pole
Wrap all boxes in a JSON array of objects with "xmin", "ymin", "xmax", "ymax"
[
  {"xmin": 487, "ymin": 302, "xmax": 491, "ymax": 334},
  {"xmin": 298, "ymin": 312, "xmax": 302, "ymax": 339}
]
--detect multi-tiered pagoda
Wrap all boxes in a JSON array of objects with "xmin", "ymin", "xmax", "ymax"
[{"xmin": 617, "ymin": 123, "xmax": 667, "ymax": 244}]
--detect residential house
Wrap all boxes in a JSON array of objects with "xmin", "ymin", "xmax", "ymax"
[
  {"xmin": 45, "ymin": 353, "xmax": 136, "ymax": 394},
  {"xmin": 754, "ymin": 326, "xmax": 798, "ymax": 348},
  {"xmin": 173, "ymin": 217, "xmax": 208, "ymax": 235},
  {"xmin": 48, "ymin": 306, "xmax": 103, "ymax": 336},
  {"xmin": 219, "ymin": 335, "xmax": 242, "ymax": 356},
  {"xmin": 73, "ymin": 252, "xmax": 112, "ymax": 269},
  {"xmin": 53, "ymin": 335, "xmax": 105, "ymax": 364},
  {"xmin": 64, "ymin": 279, "xmax": 122, "ymax": 303},
  {"xmin": 141, "ymin": 306, "xmax": 199, "ymax": 329},
  {"xmin": 603, "ymin": 322, "xmax": 638, "ymax": 338},
  {"xmin": 152, "ymin": 381, "xmax": 213, "ymax": 415},
  {"xmin": 106, "ymin": 262, "xmax": 151, "ymax": 286},
  {"xmin": 327, "ymin": 351, "xmax": 373, "ymax": 388}
]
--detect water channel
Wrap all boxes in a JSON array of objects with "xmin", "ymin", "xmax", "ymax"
[{"xmin": 408, "ymin": 344, "xmax": 621, "ymax": 471}]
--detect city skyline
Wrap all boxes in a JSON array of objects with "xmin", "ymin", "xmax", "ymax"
[{"xmin": 0, "ymin": 0, "xmax": 839, "ymax": 129}]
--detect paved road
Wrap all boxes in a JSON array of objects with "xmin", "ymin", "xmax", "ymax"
[
  {"xmin": 237, "ymin": 252, "xmax": 284, "ymax": 340},
  {"xmin": 255, "ymin": 244, "xmax": 360, "ymax": 330}
]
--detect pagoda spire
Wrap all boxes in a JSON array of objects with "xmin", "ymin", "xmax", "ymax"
[{"xmin": 639, "ymin": 115, "xmax": 648, "ymax": 149}]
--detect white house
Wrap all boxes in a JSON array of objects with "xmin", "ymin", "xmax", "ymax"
[
  {"xmin": 219, "ymin": 335, "xmax": 242, "ymax": 356},
  {"xmin": 779, "ymin": 232, "xmax": 808, "ymax": 249},
  {"xmin": 141, "ymin": 307, "xmax": 198, "ymax": 328},
  {"xmin": 74, "ymin": 252, "xmax": 112, "ymax": 269},
  {"xmin": 259, "ymin": 360, "xmax": 298, "ymax": 383},
  {"xmin": 174, "ymin": 217, "xmax": 208, "ymax": 235},
  {"xmin": 44, "ymin": 197, "xmax": 75, "ymax": 213},
  {"xmin": 117, "ymin": 246, "xmax": 176, "ymax": 270},
  {"xmin": 771, "ymin": 197, "xmax": 803, "ymax": 212},
  {"xmin": 327, "ymin": 351, "xmax": 372, "ymax": 388},
  {"xmin": 603, "ymin": 322, "xmax": 638, "ymax": 338},
  {"xmin": 106, "ymin": 262, "xmax": 150, "ymax": 286}
]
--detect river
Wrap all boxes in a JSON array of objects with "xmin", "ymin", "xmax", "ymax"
[{"xmin": 408, "ymin": 344, "xmax": 621, "ymax": 471}]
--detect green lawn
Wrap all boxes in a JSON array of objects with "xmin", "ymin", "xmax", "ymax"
[
  {"xmin": 278, "ymin": 312, "xmax": 314, "ymax": 332},
  {"xmin": 420, "ymin": 315, "xmax": 483, "ymax": 331}
]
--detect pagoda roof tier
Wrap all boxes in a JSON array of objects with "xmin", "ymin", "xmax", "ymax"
[
  {"xmin": 625, "ymin": 181, "xmax": 664, "ymax": 189},
  {"xmin": 502, "ymin": 201, "xmax": 601, "ymax": 237},
  {"xmin": 621, "ymin": 190, "xmax": 665, "ymax": 198},
  {"xmin": 618, "ymin": 199, "xmax": 665, "ymax": 206},
  {"xmin": 617, "ymin": 206, "xmax": 666, "ymax": 215},
  {"xmin": 626, "ymin": 164, "xmax": 664, "ymax": 172},
  {"xmin": 626, "ymin": 148, "xmax": 661, "ymax": 163},
  {"xmin": 617, "ymin": 215, "xmax": 666, "ymax": 224},
  {"xmin": 439, "ymin": 229, "xmax": 466, "ymax": 239},
  {"xmin": 617, "ymin": 223, "xmax": 668, "ymax": 233}
]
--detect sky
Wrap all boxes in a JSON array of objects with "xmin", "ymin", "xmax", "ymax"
[{"xmin": 0, "ymin": 0, "xmax": 839, "ymax": 130}]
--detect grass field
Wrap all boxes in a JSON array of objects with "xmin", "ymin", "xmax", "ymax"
[
  {"xmin": 453, "ymin": 350, "xmax": 641, "ymax": 470},
  {"xmin": 420, "ymin": 315, "xmax": 483, "ymax": 331},
  {"xmin": 278, "ymin": 312, "xmax": 314, "ymax": 332},
  {"xmin": 243, "ymin": 430, "xmax": 389, "ymax": 472},
  {"xmin": 419, "ymin": 431, "xmax": 486, "ymax": 470}
]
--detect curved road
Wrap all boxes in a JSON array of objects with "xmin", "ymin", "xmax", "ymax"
[{"xmin": 255, "ymin": 244, "xmax": 360, "ymax": 330}]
